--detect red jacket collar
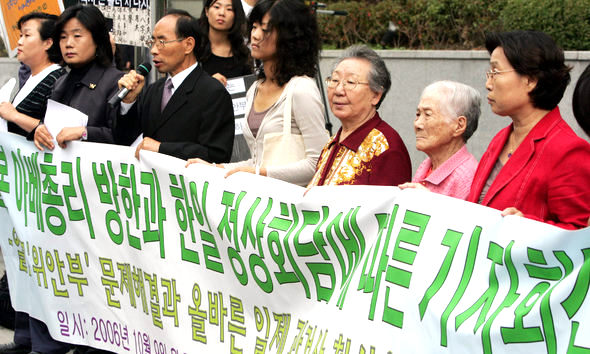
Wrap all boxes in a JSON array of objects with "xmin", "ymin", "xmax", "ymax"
[
  {"xmin": 479, "ymin": 106, "xmax": 562, "ymax": 205},
  {"xmin": 329, "ymin": 112, "xmax": 382, "ymax": 151}
]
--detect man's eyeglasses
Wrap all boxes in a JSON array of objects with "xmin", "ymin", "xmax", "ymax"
[
  {"xmin": 145, "ymin": 38, "xmax": 185, "ymax": 49},
  {"xmin": 325, "ymin": 76, "xmax": 370, "ymax": 91}
]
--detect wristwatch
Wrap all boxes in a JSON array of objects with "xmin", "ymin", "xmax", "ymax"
[{"xmin": 81, "ymin": 128, "xmax": 88, "ymax": 141}]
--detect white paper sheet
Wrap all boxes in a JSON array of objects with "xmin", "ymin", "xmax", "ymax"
[
  {"xmin": 131, "ymin": 134, "xmax": 143, "ymax": 148},
  {"xmin": 226, "ymin": 77, "xmax": 247, "ymax": 95},
  {"xmin": 235, "ymin": 117, "xmax": 245, "ymax": 135},
  {"xmin": 0, "ymin": 78, "xmax": 16, "ymax": 132},
  {"xmin": 44, "ymin": 99, "xmax": 88, "ymax": 141},
  {"xmin": 232, "ymin": 97, "xmax": 248, "ymax": 118}
]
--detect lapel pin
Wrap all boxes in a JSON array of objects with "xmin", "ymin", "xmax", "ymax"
[{"xmin": 89, "ymin": 83, "xmax": 96, "ymax": 89}]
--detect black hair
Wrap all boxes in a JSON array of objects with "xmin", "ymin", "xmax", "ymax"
[
  {"xmin": 17, "ymin": 12, "xmax": 61, "ymax": 63},
  {"xmin": 165, "ymin": 9, "xmax": 202, "ymax": 59},
  {"xmin": 573, "ymin": 64, "xmax": 590, "ymax": 136},
  {"xmin": 198, "ymin": 0, "xmax": 250, "ymax": 68},
  {"xmin": 248, "ymin": 0, "xmax": 320, "ymax": 86},
  {"xmin": 54, "ymin": 4, "xmax": 113, "ymax": 67},
  {"xmin": 485, "ymin": 30, "xmax": 571, "ymax": 111},
  {"xmin": 105, "ymin": 17, "xmax": 113, "ymax": 32}
]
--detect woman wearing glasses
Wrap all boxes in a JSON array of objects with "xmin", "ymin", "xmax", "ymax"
[
  {"xmin": 33, "ymin": 4, "xmax": 123, "ymax": 150},
  {"xmin": 307, "ymin": 45, "xmax": 411, "ymax": 186},
  {"xmin": 187, "ymin": 0, "xmax": 329, "ymax": 186},
  {"xmin": 467, "ymin": 30, "xmax": 590, "ymax": 229}
]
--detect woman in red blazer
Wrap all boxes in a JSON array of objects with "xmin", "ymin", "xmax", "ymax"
[{"xmin": 467, "ymin": 31, "xmax": 590, "ymax": 230}]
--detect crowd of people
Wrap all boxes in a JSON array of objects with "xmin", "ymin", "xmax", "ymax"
[{"xmin": 1, "ymin": 0, "xmax": 590, "ymax": 352}]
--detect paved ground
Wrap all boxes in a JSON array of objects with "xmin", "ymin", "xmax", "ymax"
[
  {"xmin": 0, "ymin": 248, "xmax": 15, "ymax": 345},
  {"xmin": 0, "ymin": 250, "xmax": 77, "ymax": 353}
]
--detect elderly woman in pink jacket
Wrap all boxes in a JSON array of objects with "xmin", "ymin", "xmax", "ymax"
[{"xmin": 399, "ymin": 80, "xmax": 481, "ymax": 200}]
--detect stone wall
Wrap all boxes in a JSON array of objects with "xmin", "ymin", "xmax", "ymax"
[
  {"xmin": 2, "ymin": 51, "xmax": 589, "ymax": 173},
  {"xmin": 319, "ymin": 50, "xmax": 590, "ymax": 173}
]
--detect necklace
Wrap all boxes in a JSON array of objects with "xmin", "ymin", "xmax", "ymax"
[{"xmin": 507, "ymin": 131, "xmax": 522, "ymax": 158}]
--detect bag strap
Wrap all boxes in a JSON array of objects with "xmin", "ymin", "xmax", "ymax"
[{"xmin": 282, "ymin": 78, "xmax": 297, "ymax": 135}]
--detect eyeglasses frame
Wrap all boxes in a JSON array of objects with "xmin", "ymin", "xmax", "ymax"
[
  {"xmin": 145, "ymin": 37, "xmax": 185, "ymax": 49},
  {"xmin": 325, "ymin": 76, "xmax": 370, "ymax": 91}
]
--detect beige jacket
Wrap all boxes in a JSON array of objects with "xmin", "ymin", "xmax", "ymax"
[{"xmin": 225, "ymin": 76, "xmax": 329, "ymax": 186}]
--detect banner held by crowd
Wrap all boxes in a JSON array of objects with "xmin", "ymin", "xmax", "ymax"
[{"xmin": 0, "ymin": 132, "xmax": 589, "ymax": 353}]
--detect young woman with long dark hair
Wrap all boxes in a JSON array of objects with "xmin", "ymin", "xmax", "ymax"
[{"xmin": 198, "ymin": 0, "xmax": 252, "ymax": 86}]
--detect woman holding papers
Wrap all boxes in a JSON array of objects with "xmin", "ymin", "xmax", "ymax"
[
  {"xmin": 199, "ymin": 0, "xmax": 253, "ymax": 86},
  {"xmin": 0, "ymin": 12, "xmax": 69, "ymax": 354},
  {"xmin": 467, "ymin": 30, "xmax": 590, "ymax": 229},
  {"xmin": 0, "ymin": 12, "xmax": 65, "ymax": 139},
  {"xmin": 187, "ymin": 0, "xmax": 329, "ymax": 186},
  {"xmin": 33, "ymin": 4, "xmax": 123, "ymax": 150}
]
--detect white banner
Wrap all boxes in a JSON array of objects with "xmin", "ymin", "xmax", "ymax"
[{"xmin": 0, "ymin": 131, "xmax": 589, "ymax": 354}]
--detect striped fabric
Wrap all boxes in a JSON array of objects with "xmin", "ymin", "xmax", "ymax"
[{"xmin": 8, "ymin": 67, "xmax": 66, "ymax": 137}]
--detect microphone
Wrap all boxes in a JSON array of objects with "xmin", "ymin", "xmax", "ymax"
[{"xmin": 108, "ymin": 62, "xmax": 152, "ymax": 108}]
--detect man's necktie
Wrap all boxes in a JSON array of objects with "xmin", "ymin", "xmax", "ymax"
[{"xmin": 161, "ymin": 78, "xmax": 173, "ymax": 112}]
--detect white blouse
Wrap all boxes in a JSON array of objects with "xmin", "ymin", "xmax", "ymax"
[{"xmin": 12, "ymin": 63, "xmax": 61, "ymax": 106}]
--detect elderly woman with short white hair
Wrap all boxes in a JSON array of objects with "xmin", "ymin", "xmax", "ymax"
[{"xmin": 399, "ymin": 80, "xmax": 481, "ymax": 200}]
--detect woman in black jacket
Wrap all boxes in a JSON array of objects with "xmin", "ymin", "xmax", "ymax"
[{"xmin": 34, "ymin": 5, "xmax": 123, "ymax": 150}]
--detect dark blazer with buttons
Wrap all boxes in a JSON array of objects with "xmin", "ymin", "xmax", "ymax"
[
  {"xmin": 51, "ymin": 62, "xmax": 123, "ymax": 144},
  {"xmin": 113, "ymin": 64, "xmax": 235, "ymax": 162}
]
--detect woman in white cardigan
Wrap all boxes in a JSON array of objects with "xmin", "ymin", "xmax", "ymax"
[{"xmin": 187, "ymin": 0, "xmax": 328, "ymax": 186}]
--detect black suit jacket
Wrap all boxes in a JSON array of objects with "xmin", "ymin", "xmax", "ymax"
[
  {"xmin": 114, "ymin": 64, "xmax": 235, "ymax": 162},
  {"xmin": 51, "ymin": 62, "xmax": 123, "ymax": 144}
]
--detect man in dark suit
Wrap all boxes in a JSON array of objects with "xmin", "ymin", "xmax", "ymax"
[{"xmin": 114, "ymin": 10, "xmax": 234, "ymax": 162}]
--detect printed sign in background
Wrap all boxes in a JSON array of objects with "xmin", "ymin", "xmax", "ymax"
[
  {"xmin": 0, "ymin": 0, "xmax": 63, "ymax": 57},
  {"xmin": 78, "ymin": 0, "xmax": 150, "ymax": 47},
  {"xmin": 226, "ymin": 74, "xmax": 256, "ymax": 162},
  {"xmin": 0, "ymin": 131, "xmax": 589, "ymax": 353}
]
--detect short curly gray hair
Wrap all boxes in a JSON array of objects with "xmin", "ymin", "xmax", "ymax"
[{"xmin": 331, "ymin": 44, "xmax": 391, "ymax": 109}]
